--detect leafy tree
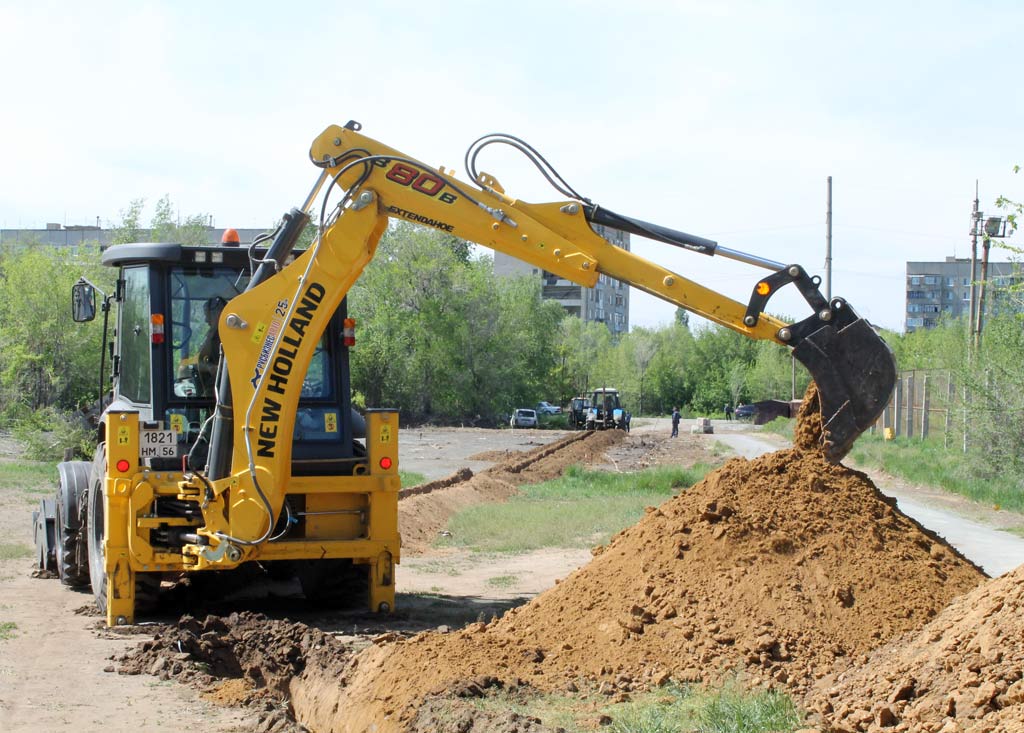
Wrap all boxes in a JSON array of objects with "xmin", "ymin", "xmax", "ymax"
[
  {"xmin": 745, "ymin": 341, "xmax": 809, "ymax": 403},
  {"xmin": 151, "ymin": 194, "xmax": 210, "ymax": 245},
  {"xmin": 348, "ymin": 222, "xmax": 564, "ymax": 423},
  {"xmin": 0, "ymin": 243, "xmax": 110, "ymax": 420},
  {"xmin": 111, "ymin": 199, "xmax": 146, "ymax": 245},
  {"xmin": 111, "ymin": 195, "xmax": 211, "ymax": 245}
]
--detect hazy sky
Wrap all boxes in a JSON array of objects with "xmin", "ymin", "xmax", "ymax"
[{"xmin": 2, "ymin": 0, "xmax": 1022, "ymax": 333}]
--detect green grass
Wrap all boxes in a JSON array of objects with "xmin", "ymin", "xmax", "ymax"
[
  {"xmin": 461, "ymin": 678, "xmax": 802, "ymax": 732},
  {"xmin": 760, "ymin": 416, "xmax": 795, "ymax": 440},
  {"xmin": 538, "ymin": 413, "xmax": 571, "ymax": 430},
  {"xmin": 485, "ymin": 574, "xmax": 518, "ymax": 589},
  {"xmin": 849, "ymin": 433, "xmax": 1024, "ymax": 513},
  {"xmin": 0, "ymin": 622, "xmax": 17, "ymax": 641},
  {"xmin": 0, "ymin": 459, "xmax": 55, "ymax": 497},
  {"xmin": 399, "ymin": 470, "xmax": 427, "ymax": 488},
  {"xmin": 0, "ymin": 543, "xmax": 33, "ymax": 560},
  {"xmin": 437, "ymin": 464, "xmax": 711, "ymax": 553}
]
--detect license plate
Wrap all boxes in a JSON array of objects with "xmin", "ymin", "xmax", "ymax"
[{"xmin": 140, "ymin": 429, "xmax": 177, "ymax": 458}]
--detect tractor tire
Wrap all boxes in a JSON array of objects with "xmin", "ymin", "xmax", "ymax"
[
  {"xmin": 55, "ymin": 460, "xmax": 92, "ymax": 588},
  {"xmin": 86, "ymin": 444, "xmax": 160, "ymax": 617}
]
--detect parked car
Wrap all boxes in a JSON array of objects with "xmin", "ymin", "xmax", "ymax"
[
  {"xmin": 510, "ymin": 408, "xmax": 539, "ymax": 428},
  {"xmin": 536, "ymin": 401, "xmax": 562, "ymax": 415},
  {"xmin": 734, "ymin": 404, "xmax": 756, "ymax": 421}
]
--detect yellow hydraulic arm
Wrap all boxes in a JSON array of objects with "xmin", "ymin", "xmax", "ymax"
[{"xmin": 197, "ymin": 120, "xmax": 896, "ymax": 553}]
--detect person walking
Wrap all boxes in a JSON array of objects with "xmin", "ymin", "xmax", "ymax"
[
  {"xmin": 724, "ymin": 403, "xmax": 733, "ymax": 421},
  {"xmin": 671, "ymin": 407, "xmax": 680, "ymax": 437}
]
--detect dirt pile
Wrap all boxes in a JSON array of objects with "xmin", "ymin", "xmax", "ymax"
[
  {"xmin": 812, "ymin": 564, "xmax": 1024, "ymax": 731},
  {"xmin": 400, "ymin": 430, "xmax": 624, "ymax": 554},
  {"xmin": 300, "ymin": 391, "xmax": 986, "ymax": 731}
]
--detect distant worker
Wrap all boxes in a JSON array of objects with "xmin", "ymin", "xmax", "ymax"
[
  {"xmin": 221, "ymin": 228, "xmax": 241, "ymax": 246},
  {"xmin": 724, "ymin": 403, "xmax": 733, "ymax": 421},
  {"xmin": 671, "ymin": 407, "xmax": 680, "ymax": 437}
]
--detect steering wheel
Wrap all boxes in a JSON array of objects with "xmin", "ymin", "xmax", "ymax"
[{"xmin": 171, "ymin": 322, "xmax": 192, "ymax": 350}]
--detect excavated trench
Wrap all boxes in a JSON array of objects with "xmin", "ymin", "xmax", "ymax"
[{"xmin": 115, "ymin": 396, "xmax": 1024, "ymax": 732}]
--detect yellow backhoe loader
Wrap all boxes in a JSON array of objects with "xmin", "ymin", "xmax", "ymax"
[{"xmin": 35, "ymin": 121, "xmax": 896, "ymax": 626}]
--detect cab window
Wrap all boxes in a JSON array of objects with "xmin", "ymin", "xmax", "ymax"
[{"xmin": 119, "ymin": 267, "xmax": 151, "ymax": 404}]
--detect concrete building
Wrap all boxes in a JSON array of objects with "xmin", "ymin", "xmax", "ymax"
[
  {"xmin": 906, "ymin": 256, "xmax": 1023, "ymax": 332},
  {"xmin": 492, "ymin": 224, "xmax": 630, "ymax": 334},
  {"xmin": 0, "ymin": 224, "xmax": 269, "ymax": 251}
]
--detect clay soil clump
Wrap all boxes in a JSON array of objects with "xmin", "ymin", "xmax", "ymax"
[{"xmin": 299, "ymin": 387, "xmax": 986, "ymax": 732}]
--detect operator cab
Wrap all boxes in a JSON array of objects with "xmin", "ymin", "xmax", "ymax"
[{"xmin": 75, "ymin": 242, "xmax": 362, "ymax": 475}]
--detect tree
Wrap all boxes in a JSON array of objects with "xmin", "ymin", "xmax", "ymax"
[
  {"xmin": 627, "ymin": 329, "xmax": 657, "ymax": 414},
  {"xmin": 348, "ymin": 222, "xmax": 565, "ymax": 423},
  {"xmin": 111, "ymin": 196, "xmax": 211, "ymax": 246},
  {"xmin": 150, "ymin": 194, "xmax": 210, "ymax": 245},
  {"xmin": 0, "ymin": 243, "xmax": 110, "ymax": 418},
  {"xmin": 111, "ymin": 199, "xmax": 145, "ymax": 245}
]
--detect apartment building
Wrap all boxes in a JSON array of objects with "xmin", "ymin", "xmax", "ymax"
[
  {"xmin": 906, "ymin": 256, "xmax": 1023, "ymax": 331},
  {"xmin": 492, "ymin": 224, "xmax": 630, "ymax": 334}
]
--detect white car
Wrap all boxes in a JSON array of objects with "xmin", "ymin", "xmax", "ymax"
[
  {"xmin": 536, "ymin": 401, "xmax": 562, "ymax": 415},
  {"xmin": 510, "ymin": 408, "xmax": 539, "ymax": 428}
]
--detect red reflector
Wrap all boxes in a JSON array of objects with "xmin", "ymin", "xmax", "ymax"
[
  {"xmin": 379, "ymin": 456, "xmax": 393, "ymax": 470},
  {"xmin": 115, "ymin": 459, "xmax": 131, "ymax": 473}
]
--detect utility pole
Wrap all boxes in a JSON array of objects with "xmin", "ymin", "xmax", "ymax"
[
  {"xmin": 975, "ymin": 214, "xmax": 1008, "ymax": 349},
  {"xmin": 969, "ymin": 181, "xmax": 980, "ymax": 350},
  {"xmin": 825, "ymin": 176, "xmax": 833, "ymax": 301}
]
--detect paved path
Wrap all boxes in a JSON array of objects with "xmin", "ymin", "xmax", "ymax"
[{"xmin": 711, "ymin": 428, "xmax": 1024, "ymax": 577}]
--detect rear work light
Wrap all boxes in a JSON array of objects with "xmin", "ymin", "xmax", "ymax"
[{"xmin": 151, "ymin": 313, "xmax": 165, "ymax": 344}]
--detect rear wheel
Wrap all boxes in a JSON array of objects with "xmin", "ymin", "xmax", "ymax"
[
  {"xmin": 55, "ymin": 463, "xmax": 91, "ymax": 588},
  {"xmin": 86, "ymin": 445, "xmax": 160, "ymax": 617}
]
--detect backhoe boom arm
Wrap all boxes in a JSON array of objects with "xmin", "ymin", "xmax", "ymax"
[{"xmin": 201, "ymin": 120, "xmax": 895, "ymax": 554}]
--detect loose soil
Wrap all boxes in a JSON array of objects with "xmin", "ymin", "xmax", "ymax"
[
  {"xmin": 270, "ymin": 388, "xmax": 985, "ymax": 732},
  {"xmin": 811, "ymin": 563, "xmax": 1024, "ymax": 731},
  {"xmin": 111, "ymin": 389, "xmax": 1012, "ymax": 733},
  {"xmin": 6, "ymin": 395, "xmax": 1024, "ymax": 732}
]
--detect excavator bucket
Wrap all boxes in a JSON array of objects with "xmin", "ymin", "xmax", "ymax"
[{"xmin": 791, "ymin": 308, "xmax": 897, "ymax": 462}]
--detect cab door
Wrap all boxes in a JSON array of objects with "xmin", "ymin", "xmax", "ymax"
[{"xmin": 115, "ymin": 266, "xmax": 153, "ymax": 411}]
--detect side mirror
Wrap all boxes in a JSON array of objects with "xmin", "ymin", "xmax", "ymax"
[{"xmin": 71, "ymin": 281, "xmax": 97, "ymax": 322}]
